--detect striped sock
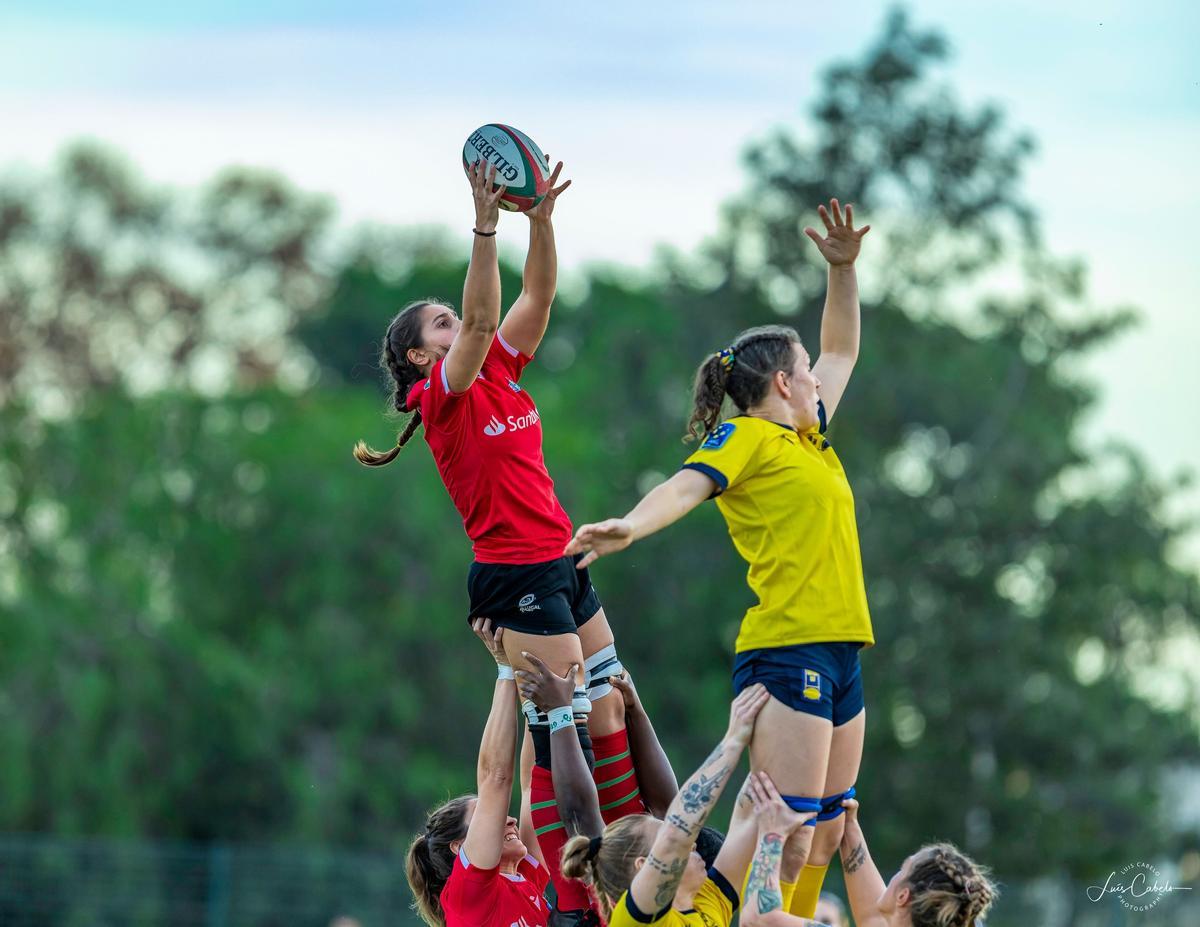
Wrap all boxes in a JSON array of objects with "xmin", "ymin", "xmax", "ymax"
[
  {"xmin": 591, "ymin": 728, "xmax": 647, "ymax": 823},
  {"xmin": 529, "ymin": 764, "xmax": 592, "ymax": 912}
]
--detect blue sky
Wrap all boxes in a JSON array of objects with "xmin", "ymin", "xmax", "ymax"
[{"xmin": 2, "ymin": 1, "xmax": 1198, "ymax": 566}]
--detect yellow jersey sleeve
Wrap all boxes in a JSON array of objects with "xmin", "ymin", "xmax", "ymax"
[
  {"xmin": 691, "ymin": 871, "xmax": 739, "ymax": 927},
  {"xmin": 681, "ymin": 420, "xmax": 763, "ymax": 494},
  {"xmin": 607, "ymin": 890, "xmax": 688, "ymax": 927}
]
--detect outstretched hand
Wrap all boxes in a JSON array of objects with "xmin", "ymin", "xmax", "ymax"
[
  {"xmin": 526, "ymin": 158, "xmax": 572, "ymax": 222},
  {"xmin": 804, "ymin": 198, "xmax": 870, "ymax": 266},
  {"xmin": 564, "ymin": 518, "xmax": 634, "ymax": 568},
  {"xmin": 467, "ymin": 158, "xmax": 507, "ymax": 233}
]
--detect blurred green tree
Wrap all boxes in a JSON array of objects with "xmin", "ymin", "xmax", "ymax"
[
  {"xmin": 0, "ymin": 11, "xmax": 1196, "ymax": 927},
  {"xmin": 0, "ymin": 142, "xmax": 333, "ymax": 414}
]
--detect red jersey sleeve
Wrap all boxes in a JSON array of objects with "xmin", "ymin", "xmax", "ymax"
[
  {"xmin": 440, "ymin": 848, "xmax": 500, "ymax": 921},
  {"xmin": 519, "ymin": 854, "xmax": 550, "ymax": 895},
  {"xmin": 487, "ymin": 332, "xmax": 533, "ymax": 381},
  {"xmin": 415, "ymin": 358, "xmax": 470, "ymax": 430}
]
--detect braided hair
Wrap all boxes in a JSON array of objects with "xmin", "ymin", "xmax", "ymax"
[
  {"xmin": 560, "ymin": 815, "xmax": 657, "ymax": 922},
  {"xmin": 905, "ymin": 843, "xmax": 998, "ymax": 927},
  {"xmin": 684, "ymin": 324, "xmax": 802, "ymax": 442},
  {"xmin": 404, "ymin": 795, "xmax": 473, "ymax": 927},
  {"xmin": 353, "ymin": 299, "xmax": 452, "ymax": 467}
]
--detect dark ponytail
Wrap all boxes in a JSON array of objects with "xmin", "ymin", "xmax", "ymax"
[
  {"xmin": 684, "ymin": 324, "xmax": 802, "ymax": 442},
  {"xmin": 353, "ymin": 299, "xmax": 450, "ymax": 467},
  {"xmin": 405, "ymin": 795, "xmax": 473, "ymax": 927}
]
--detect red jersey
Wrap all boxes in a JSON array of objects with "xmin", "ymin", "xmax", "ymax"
[
  {"xmin": 408, "ymin": 334, "xmax": 573, "ymax": 564},
  {"xmin": 440, "ymin": 848, "xmax": 551, "ymax": 927}
]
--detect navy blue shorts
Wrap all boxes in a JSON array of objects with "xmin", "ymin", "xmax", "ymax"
[{"xmin": 733, "ymin": 642, "xmax": 865, "ymax": 726}]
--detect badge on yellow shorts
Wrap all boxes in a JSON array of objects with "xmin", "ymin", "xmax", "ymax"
[{"xmin": 802, "ymin": 669, "xmax": 822, "ymax": 701}]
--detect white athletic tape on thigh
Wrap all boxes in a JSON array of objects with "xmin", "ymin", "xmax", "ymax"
[
  {"xmin": 572, "ymin": 686, "xmax": 592, "ymax": 715},
  {"xmin": 522, "ymin": 699, "xmax": 549, "ymax": 727},
  {"xmin": 584, "ymin": 644, "xmax": 624, "ymax": 701}
]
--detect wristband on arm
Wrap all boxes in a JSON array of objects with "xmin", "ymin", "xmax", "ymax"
[{"xmin": 547, "ymin": 706, "xmax": 574, "ymax": 733}]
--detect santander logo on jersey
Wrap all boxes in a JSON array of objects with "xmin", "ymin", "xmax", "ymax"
[{"xmin": 483, "ymin": 409, "xmax": 541, "ymax": 437}]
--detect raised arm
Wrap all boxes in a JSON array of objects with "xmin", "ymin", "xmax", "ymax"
[
  {"xmin": 443, "ymin": 162, "xmax": 506, "ymax": 393},
  {"xmin": 565, "ymin": 467, "xmax": 715, "ymax": 569},
  {"xmin": 740, "ymin": 773, "xmax": 822, "ymax": 927},
  {"xmin": 498, "ymin": 162, "xmax": 572, "ymax": 356},
  {"xmin": 516, "ymin": 653, "xmax": 605, "ymax": 839},
  {"xmin": 608, "ymin": 672, "xmax": 678, "ymax": 818},
  {"xmin": 836, "ymin": 799, "xmax": 889, "ymax": 927},
  {"xmin": 627, "ymin": 685, "xmax": 770, "ymax": 915},
  {"xmin": 461, "ymin": 619, "xmax": 520, "ymax": 869},
  {"xmin": 805, "ymin": 198, "xmax": 870, "ymax": 423},
  {"xmin": 706, "ymin": 774, "xmax": 758, "ymax": 892}
]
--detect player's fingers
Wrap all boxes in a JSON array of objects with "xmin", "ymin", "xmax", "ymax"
[
  {"xmin": 857, "ymin": 224, "xmax": 871, "ymax": 238},
  {"xmin": 803, "ymin": 227, "xmax": 823, "ymax": 247},
  {"xmin": 817, "ymin": 204, "xmax": 835, "ymax": 233},
  {"xmin": 522, "ymin": 651, "xmax": 550, "ymax": 674},
  {"xmin": 745, "ymin": 685, "xmax": 772, "ymax": 717},
  {"xmin": 747, "ymin": 774, "xmax": 770, "ymax": 809},
  {"xmin": 830, "ymin": 198, "xmax": 844, "ymax": 226},
  {"xmin": 552, "ymin": 178, "xmax": 572, "ymax": 196},
  {"xmin": 547, "ymin": 160, "xmax": 563, "ymax": 186},
  {"xmin": 757, "ymin": 771, "xmax": 784, "ymax": 803},
  {"xmin": 577, "ymin": 550, "xmax": 599, "ymax": 569},
  {"xmin": 844, "ymin": 203, "xmax": 855, "ymax": 229}
]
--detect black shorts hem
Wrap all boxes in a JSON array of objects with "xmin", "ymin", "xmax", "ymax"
[{"xmin": 467, "ymin": 554, "xmax": 601, "ymax": 636}]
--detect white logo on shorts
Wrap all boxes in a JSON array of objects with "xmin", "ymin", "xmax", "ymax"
[
  {"xmin": 483, "ymin": 415, "xmax": 507, "ymax": 437},
  {"xmin": 518, "ymin": 593, "xmax": 541, "ymax": 612}
]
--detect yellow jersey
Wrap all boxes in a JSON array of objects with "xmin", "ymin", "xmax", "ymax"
[
  {"xmin": 608, "ymin": 874, "xmax": 737, "ymax": 927},
  {"xmin": 681, "ymin": 411, "xmax": 873, "ymax": 652}
]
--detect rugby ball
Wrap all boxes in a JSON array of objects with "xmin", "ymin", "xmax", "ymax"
[{"xmin": 462, "ymin": 124, "xmax": 551, "ymax": 212}]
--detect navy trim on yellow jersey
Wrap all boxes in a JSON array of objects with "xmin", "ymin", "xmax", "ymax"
[
  {"xmin": 623, "ymin": 892, "xmax": 670, "ymax": 924},
  {"xmin": 681, "ymin": 462, "xmax": 728, "ymax": 495},
  {"xmin": 817, "ymin": 398, "xmax": 828, "ymax": 434},
  {"xmin": 707, "ymin": 867, "xmax": 740, "ymax": 912}
]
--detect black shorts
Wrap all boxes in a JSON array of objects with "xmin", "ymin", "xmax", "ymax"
[{"xmin": 467, "ymin": 553, "xmax": 602, "ymax": 635}]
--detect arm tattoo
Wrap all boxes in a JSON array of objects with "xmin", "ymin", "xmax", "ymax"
[
  {"xmin": 666, "ymin": 812, "xmax": 697, "ymax": 838},
  {"xmin": 844, "ymin": 841, "xmax": 867, "ymax": 874},
  {"xmin": 645, "ymin": 854, "xmax": 689, "ymax": 910},
  {"xmin": 679, "ymin": 765, "xmax": 731, "ymax": 814},
  {"xmin": 747, "ymin": 832, "xmax": 784, "ymax": 915}
]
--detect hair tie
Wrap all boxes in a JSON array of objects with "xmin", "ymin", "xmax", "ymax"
[
  {"xmin": 585, "ymin": 836, "xmax": 603, "ymax": 862},
  {"xmin": 717, "ymin": 347, "xmax": 736, "ymax": 370}
]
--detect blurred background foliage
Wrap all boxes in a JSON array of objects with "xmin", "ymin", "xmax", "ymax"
[{"xmin": 0, "ymin": 9, "xmax": 1196, "ymax": 926}]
